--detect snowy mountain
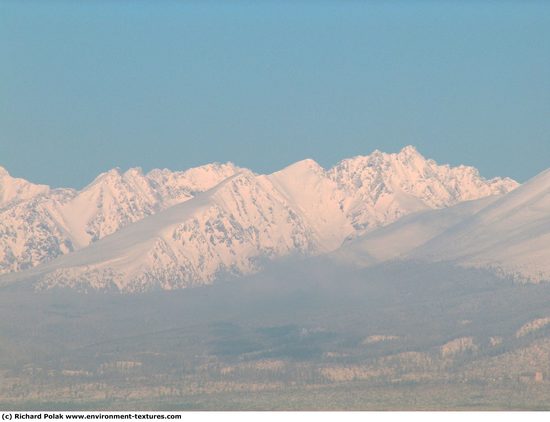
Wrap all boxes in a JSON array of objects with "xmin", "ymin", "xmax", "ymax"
[
  {"xmin": 0, "ymin": 146, "xmax": 520, "ymax": 291},
  {"xmin": 0, "ymin": 166, "xmax": 50, "ymax": 208},
  {"xmin": 335, "ymin": 167, "xmax": 550, "ymax": 283},
  {"xmin": 327, "ymin": 145, "xmax": 518, "ymax": 233},
  {"xmin": 7, "ymin": 171, "xmax": 318, "ymax": 292},
  {"xmin": 268, "ymin": 159, "xmax": 354, "ymax": 251},
  {"xmin": 333, "ymin": 195, "xmax": 501, "ymax": 267},
  {"xmin": 0, "ymin": 163, "xmax": 240, "ymax": 274},
  {"xmin": 410, "ymin": 168, "xmax": 550, "ymax": 282}
]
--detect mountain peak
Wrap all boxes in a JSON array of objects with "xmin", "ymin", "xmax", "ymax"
[
  {"xmin": 105, "ymin": 167, "xmax": 122, "ymax": 177},
  {"xmin": 0, "ymin": 168, "xmax": 51, "ymax": 209},
  {"xmin": 86, "ymin": 167, "xmax": 123, "ymax": 187},
  {"xmin": 397, "ymin": 145, "xmax": 423, "ymax": 158},
  {"xmin": 279, "ymin": 158, "xmax": 324, "ymax": 175},
  {"xmin": 124, "ymin": 167, "xmax": 144, "ymax": 178}
]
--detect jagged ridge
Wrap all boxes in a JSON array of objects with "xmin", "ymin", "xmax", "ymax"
[{"xmin": 0, "ymin": 147, "xmax": 519, "ymax": 291}]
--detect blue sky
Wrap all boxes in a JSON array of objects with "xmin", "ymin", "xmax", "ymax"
[{"xmin": 1, "ymin": 1, "xmax": 549, "ymax": 188}]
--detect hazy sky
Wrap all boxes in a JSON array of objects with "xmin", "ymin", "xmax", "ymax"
[{"xmin": 1, "ymin": 1, "xmax": 549, "ymax": 188}]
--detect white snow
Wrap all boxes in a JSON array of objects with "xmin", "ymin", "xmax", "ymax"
[
  {"xmin": 0, "ymin": 166, "xmax": 49, "ymax": 208},
  {"xmin": 334, "ymin": 195, "xmax": 500, "ymax": 266},
  {"xmin": 0, "ymin": 162, "xmax": 241, "ymax": 274},
  {"xmin": 336, "ymin": 167, "xmax": 550, "ymax": 284},
  {"xmin": 327, "ymin": 145, "xmax": 517, "ymax": 233},
  {"xmin": 267, "ymin": 159, "xmax": 354, "ymax": 252},
  {"xmin": 0, "ymin": 147, "xmax": 523, "ymax": 291},
  {"xmin": 412, "ymin": 169, "xmax": 550, "ymax": 282}
]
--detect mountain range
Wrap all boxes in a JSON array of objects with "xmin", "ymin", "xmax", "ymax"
[{"xmin": 3, "ymin": 145, "xmax": 542, "ymax": 292}]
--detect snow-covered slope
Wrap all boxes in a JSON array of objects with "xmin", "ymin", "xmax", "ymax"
[
  {"xmin": 56, "ymin": 162, "xmax": 239, "ymax": 246},
  {"xmin": 267, "ymin": 159, "xmax": 354, "ymax": 252},
  {"xmin": 333, "ymin": 167, "xmax": 550, "ymax": 284},
  {"xmin": 411, "ymin": 169, "xmax": 550, "ymax": 282},
  {"xmin": 333, "ymin": 195, "xmax": 500, "ymax": 267},
  {"xmin": 0, "ymin": 166, "xmax": 49, "ymax": 208},
  {"xmin": 0, "ymin": 146, "xmax": 520, "ymax": 291}
]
